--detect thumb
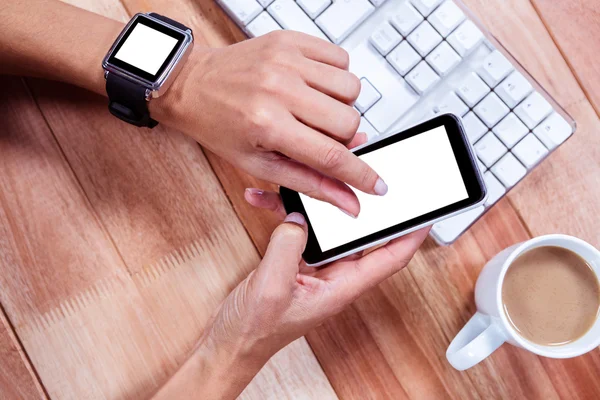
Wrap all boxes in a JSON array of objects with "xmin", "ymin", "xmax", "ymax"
[{"xmin": 255, "ymin": 213, "xmax": 308, "ymax": 289}]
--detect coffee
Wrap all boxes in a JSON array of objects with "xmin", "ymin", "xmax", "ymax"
[{"xmin": 502, "ymin": 246, "xmax": 600, "ymax": 346}]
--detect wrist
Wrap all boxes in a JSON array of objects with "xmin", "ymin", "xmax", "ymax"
[
  {"xmin": 184, "ymin": 329, "xmax": 269, "ymax": 399},
  {"xmin": 148, "ymin": 46, "xmax": 210, "ymax": 127}
]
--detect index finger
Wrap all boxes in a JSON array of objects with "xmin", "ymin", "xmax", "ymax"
[{"xmin": 278, "ymin": 121, "xmax": 388, "ymax": 196}]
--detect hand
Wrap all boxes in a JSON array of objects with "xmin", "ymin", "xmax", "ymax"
[
  {"xmin": 153, "ymin": 31, "xmax": 388, "ymax": 217},
  {"xmin": 153, "ymin": 204, "xmax": 428, "ymax": 400},
  {"xmin": 201, "ymin": 192, "xmax": 429, "ymax": 372}
]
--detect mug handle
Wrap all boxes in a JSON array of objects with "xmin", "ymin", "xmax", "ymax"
[{"xmin": 446, "ymin": 312, "xmax": 507, "ymax": 370}]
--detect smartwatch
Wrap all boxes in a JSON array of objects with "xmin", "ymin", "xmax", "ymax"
[{"xmin": 102, "ymin": 13, "xmax": 194, "ymax": 128}]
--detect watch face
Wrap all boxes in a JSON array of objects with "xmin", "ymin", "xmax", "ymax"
[{"xmin": 107, "ymin": 15, "xmax": 187, "ymax": 83}]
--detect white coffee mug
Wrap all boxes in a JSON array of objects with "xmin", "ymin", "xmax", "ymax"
[{"xmin": 447, "ymin": 234, "xmax": 600, "ymax": 370}]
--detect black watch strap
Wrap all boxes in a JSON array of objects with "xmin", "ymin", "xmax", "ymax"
[
  {"xmin": 149, "ymin": 13, "xmax": 190, "ymax": 32},
  {"xmin": 106, "ymin": 73, "xmax": 158, "ymax": 128},
  {"xmin": 106, "ymin": 14, "xmax": 190, "ymax": 128}
]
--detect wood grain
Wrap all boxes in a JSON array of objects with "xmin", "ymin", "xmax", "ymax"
[
  {"xmin": 2, "ymin": 0, "xmax": 600, "ymax": 399},
  {"xmin": 0, "ymin": 304, "xmax": 47, "ymax": 399},
  {"xmin": 0, "ymin": 72, "xmax": 336, "ymax": 399},
  {"xmin": 531, "ymin": 0, "xmax": 600, "ymax": 117},
  {"xmin": 0, "ymin": 76, "xmax": 172, "ymax": 399},
  {"xmin": 0, "ymin": 0, "xmax": 337, "ymax": 397},
  {"xmin": 139, "ymin": 0, "xmax": 600, "ymax": 398},
  {"xmin": 465, "ymin": 0, "xmax": 600, "ymax": 247}
]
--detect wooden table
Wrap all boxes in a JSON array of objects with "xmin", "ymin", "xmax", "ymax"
[{"xmin": 1, "ymin": 0, "xmax": 599, "ymax": 398}]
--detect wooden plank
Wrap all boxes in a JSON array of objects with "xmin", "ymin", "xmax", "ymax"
[
  {"xmin": 55, "ymin": 1, "xmax": 337, "ymax": 398},
  {"xmin": 0, "ymin": 76, "xmax": 177, "ymax": 399},
  {"xmin": 22, "ymin": 74, "xmax": 335, "ymax": 399},
  {"xmin": 530, "ymin": 0, "xmax": 600, "ymax": 117},
  {"xmin": 0, "ymin": 73, "xmax": 333, "ymax": 399},
  {"xmin": 0, "ymin": 303, "xmax": 47, "ymax": 399},
  {"xmin": 465, "ymin": 0, "xmax": 600, "ymax": 246},
  {"xmin": 0, "ymin": 0, "xmax": 336, "ymax": 397},
  {"xmin": 4, "ymin": 0, "xmax": 593, "ymax": 399}
]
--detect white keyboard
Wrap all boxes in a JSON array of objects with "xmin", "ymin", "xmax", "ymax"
[{"xmin": 218, "ymin": 0, "xmax": 576, "ymax": 245}]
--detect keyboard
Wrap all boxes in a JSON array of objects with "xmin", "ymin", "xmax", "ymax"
[{"xmin": 217, "ymin": 0, "xmax": 576, "ymax": 245}]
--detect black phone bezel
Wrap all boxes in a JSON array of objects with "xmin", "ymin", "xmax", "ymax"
[
  {"xmin": 107, "ymin": 15, "xmax": 186, "ymax": 83},
  {"xmin": 280, "ymin": 114, "xmax": 486, "ymax": 265}
]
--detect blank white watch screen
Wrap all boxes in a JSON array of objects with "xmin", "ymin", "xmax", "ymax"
[
  {"xmin": 300, "ymin": 126, "xmax": 469, "ymax": 251},
  {"xmin": 115, "ymin": 23, "xmax": 179, "ymax": 75}
]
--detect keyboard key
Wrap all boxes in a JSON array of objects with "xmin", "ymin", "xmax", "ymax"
[
  {"xmin": 351, "ymin": 43, "xmax": 420, "ymax": 133},
  {"xmin": 268, "ymin": 0, "xmax": 329, "ymax": 40},
  {"xmin": 386, "ymin": 41, "xmax": 421, "ymax": 76},
  {"xmin": 258, "ymin": 0, "xmax": 275, "ymax": 6},
  {"xmin": 474, "ymin": 92, "xmax": 509, "ymax": 128},
  {"xmin": 514, "ymin": 91, "xmax": 553, "ymax": 129},
  {"xmin": 462, "ymin": 111, "xmax": 487, "ymax": 143},
  {"xmin": 369, "ymin": 0, "xmax": 388, "ymax": 6},
  {"xmin": 297, "ymin": 0, "xmax": 331, "ymax": 19},
  {"xmin": 492, "ymin": 153, "xmax": 526, "ymax": 187},
  {"xmin": 483, "ymin": 171, "xmax": 506, "ymax": 207},
  {"xmin": 495, "ymin": 70, "xmax": 533, "ymax": 108},
  {"xmin": 364, "ymin": 79, "xmax": 418, "ymax": 132},
  {"xmin": 512, "ymin": 133, "xmax": 548, "ymax": 168},
  {"xmin": 492, "ymin": 112, "xmax": 528, "ymax": 148},
  {"xmin": 456, "ymin": 72, "xmax": 490, "ymax": 107},
  {"xmin": 410, "ymin": 0, "xmax": 444, "ymax": 16},
  {"xmin": 432, "ymin": 206, "xmax": 484, "ymax": 244},
  {"xmin": 246, "ymin": 12, "xmax": 282, "ymax": 37},
  {"xmin": 426, "ymin": 41, "xmax": 461, "ymax": 76},
  {"xmin": 406, "ymin": 61, "xmax": 440, "ymax": 94},
  {"xmin": 390, "ymin": 3, "xmax": 424, "ymax": 36},
  {"xmin": 358, "ymin": 117, "xmax": 379, "ymax": 140},
  {"xmin": 477, "ymin": 158, "xmax": 486, "ymax": 174},
  {"xmin": 533, "ymin": 112, "xmax": 573, "ymax": 150},
  {"xmin": 475, "ymin": 132, "xmax": 507, "ymax": 167},
  {"xmin": 369, "ymin": 22, "xmax": 402, "ymax": 55},
  {"xmin": 355, "ymin": 78, "xmax": 381, "ymax": 113},
  {"xmin": 433, "ymin": 92, "xmax": 469, "ymax": 116},
  {"xmin": 478, "ymin": 50, "xmax": 514, "ymax": 87},
  {"xmin": 447, "ymin": 20, "xmax": 483, "ymax": 56},
  {"xmin": 220, "ymin": 0, "xmax": 262, "ymax": 26},
  {"xmin": 316, "ymin": 0, "xmax": 374, "ymax": 43},
  {"xmin": 407, "ymin": 21, "xmax": 443, "ymax": 56},
  {"xmin": 428, "ymin": 0, "xmax": 465, "ymax": 37}
]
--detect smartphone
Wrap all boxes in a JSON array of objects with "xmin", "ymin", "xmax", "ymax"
[{"xmin": 280, "ymin": 114, "xmax": 487, "ymax": 267}]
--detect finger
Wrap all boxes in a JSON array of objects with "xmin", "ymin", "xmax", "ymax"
[
  {"xmin": 299, "ymin": 250, "xmax": 363, "ymax": 276},
  {"xmin": 288, "ymin": 84, "xmax": 360, "ymax": 144},
  {"xmin": 347, "ymin": 132, "xmax": 368, "ymax": 149},
  {"xmin": 319, "ymin": 228, "xmax": 430, "ymax": 298},
  {"xmin": 256, "ymin": 213, "xmax": 308, "ymax": 290},
  {"xmin": 348, "ymin": 228, "xmax": 430, "ymax": 291},
  {"xmin": 276, "ymin": 121, "xmax": 388, "ymax": 197},
  {"xmin": 280, "ymin": 31, "xmax": 350, "ymax": 70},
  {"xmin": 300, "ymin": 59, "xmax": 361, "ymax": 104},
  {"xmin": 244, "ymin": 188, "xmax": 287, "ymax": 219},
  {"xmin": 256, "ymin": 154, "xmax": 360, "ymax": 217}
]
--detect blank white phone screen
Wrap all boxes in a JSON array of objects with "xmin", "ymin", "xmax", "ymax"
[
  {"xmin": 115, "ymin": 24, "xmax": 178, "ymax": 75},
  {"xmin": 300, "ymin": 126, "xmax": 469, "ymax": 251}
]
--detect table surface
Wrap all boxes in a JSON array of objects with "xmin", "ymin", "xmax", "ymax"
[{"xmin": 1, "ymin": 0, "xmax": 599, "ymax": 399}]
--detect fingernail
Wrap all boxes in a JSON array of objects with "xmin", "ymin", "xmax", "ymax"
[
  {"xmin": 374, "ymin": 178, "xmax": 388, "ymax": 196},
  {"xmin": 245, "ymin": 188, "xmax": 264, "ymax": 196},
  {"xmin": 338, "ymin": 208, "xmax": 357, "ymax": 219},
  {"xmin": 284, "ymin": 212, "xmax": 305, "ymax": 226}
]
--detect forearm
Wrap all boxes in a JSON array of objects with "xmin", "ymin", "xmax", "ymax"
[
  {"xmin": 0, "ymin": 0, "xmax": 123, "ymax": 96},
  {"xmin": 152, "ymin": 331, "xmax": 268, "ymax": 400}
]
